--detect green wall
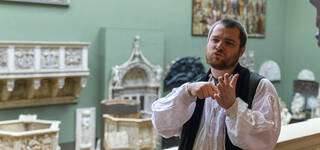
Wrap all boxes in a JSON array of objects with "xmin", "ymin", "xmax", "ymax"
[
  {"xmin": 282, "ymin": 0, "xmax": 320, "ymax": 106},
  {"xmin": 0, "ymin": 0, "xmax": 312, "ymax": 144}
]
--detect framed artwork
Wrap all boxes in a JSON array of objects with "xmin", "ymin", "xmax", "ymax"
[
  {"xmin": 192, "ymin": 0, "xmax": 266, "ymax": 37},
  {"xmin": 4, "ymin": 0, "xmax": 70, "ymax": 6}
]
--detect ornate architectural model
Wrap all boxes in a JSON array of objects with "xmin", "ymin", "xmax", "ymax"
[
  {"xmin": 0, "ymin": 114, "xmax": 60, "ymax": 150},
  {"xmin": 108, "ymin": 36, "xmax": 162, "ymax": 113},
  {"xmin": 0, "ymin": 41, "xmax": 90, "ymax": 109}
]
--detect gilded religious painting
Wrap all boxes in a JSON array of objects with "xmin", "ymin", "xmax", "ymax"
[
  {"xmin": 4, "ymin": 0, "xmax": 70, "ymax": 6},
  {"xmin": 192, "ymin": 0, "xmax": 266, "ymax": 37}
]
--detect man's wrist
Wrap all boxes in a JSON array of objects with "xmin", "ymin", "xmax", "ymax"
[{"xmin": 186, "ymin": 83, "xmax": 194, "ymax": 97}]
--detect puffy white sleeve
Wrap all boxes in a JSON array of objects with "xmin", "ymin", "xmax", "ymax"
[
  {"xmin": 151, "ymin": 83, "xmax": 197, "ymax": 138},
  {"xmin": 225, "ymin": 79, "xmax": 281, "ymax": 150}
]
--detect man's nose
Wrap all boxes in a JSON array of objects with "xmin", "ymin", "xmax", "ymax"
[{"xmin": 215, "ymin": 41, "xmax": 224, "ymax": 50}]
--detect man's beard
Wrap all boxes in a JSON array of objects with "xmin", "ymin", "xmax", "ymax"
[{"xmin": 206, "ymin": 50, "xmax": 241, "ymax": 70}]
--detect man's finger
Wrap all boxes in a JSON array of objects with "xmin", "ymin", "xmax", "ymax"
[
  {"xmin": 224, "ymin": 73, "xmax": 229, "ymax": 85},
  {"xmin": 218, "ymin": 76, "xmax": 224, "ymax": 87},
  {"xmin": 230, "ymin": 73, "xmax": 239, "ymax": 88}
]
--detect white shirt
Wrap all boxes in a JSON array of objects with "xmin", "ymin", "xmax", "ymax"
[{"xmin": 151, "ymin": 78, "xmax": 281, "ymax": 150}]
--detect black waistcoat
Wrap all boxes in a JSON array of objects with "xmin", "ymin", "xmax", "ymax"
[{"xmin": 178, "ymin": 64, "xmax": 263, "ymax": 150}]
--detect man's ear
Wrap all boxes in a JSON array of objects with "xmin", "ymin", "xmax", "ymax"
[{"xmin": 239, "ymin": 45, "xmax": 246, "ymax": 57}]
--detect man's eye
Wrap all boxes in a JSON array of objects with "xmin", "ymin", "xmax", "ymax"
[
  {"xmin": 225, "ymin": 41, "xmax": 235, "ymax": 46},
  {"xmin": 212, "ymin": 39, "xmax": 219, "ymax": 43}
]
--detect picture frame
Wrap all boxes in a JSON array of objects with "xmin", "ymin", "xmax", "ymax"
[
  {"xmin": 4, "ymin": 0, "xmax": 70, "ymax": 6},
  {"xmin": 192, "ymin": 0, "xmax": 266, "ymax": 37}
]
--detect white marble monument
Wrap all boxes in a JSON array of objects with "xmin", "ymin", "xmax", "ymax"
[
  {"xmin": 0, "ymin": 114, "xmax": 60, "ymax": 150},
  {"xmin": 108, "ymin": 35, "xmax": 162, "ymax": 113},
  {"xmin": 76, "ymin": 107, "xmax": 96, "ymax": 150}
]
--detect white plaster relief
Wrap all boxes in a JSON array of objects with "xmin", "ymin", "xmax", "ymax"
[
  {"xmin": 76, "ymin": 108, "xmax": 96, "ymax": 150},
  {"xmin": 280, "ymin": 100, "xmax": 292, "ymax": 125},
  {"xmin": 297, "ymin": 69, "xmax": 315, "ymax": 81},
  {"xmin": 291, "ymin": 93, "xmax": 306, "ymax": 119},
  {"xmin": 58, "ymin": 78, "xmax": 65, "ymax": 89},
  {"xmin": 33, "ymin": 79, "xmax": 41, "ymax": 90},
  {"xmin": 80, "ymin": 77, "xmax": 87, "ymax": 88},
  {"xmin": 259, "ymin": 60, "xmax": 281, "ymax": 81},
  {"xmin": 7, "ymin": 80, "xmax": 15, "ymax": 92},
  {"xmin": 65, "ymin": 48, "xmax": 82, "ymax": 68},
  {"xmin": 15, "ymin": 47, "xmax": 35, "ymax": 70},
  {"xmin": 41, "ymin": 47, "xmax": 60, "ymax": 69}
]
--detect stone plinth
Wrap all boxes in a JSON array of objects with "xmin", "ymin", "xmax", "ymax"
[
  {"xmin": 103, "ymin": 113, "xmax": 157, "ymax": 150},
  {"xmin": 0, "ymin": 114, "xmax": 60, "ymax": 150},
  {"xmin": 275, "ymin": 118, "xmax": 320, "ymax": 150}
]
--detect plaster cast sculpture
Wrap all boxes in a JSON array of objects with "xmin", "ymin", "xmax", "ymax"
[
  {"xmin": 239, "ymin": 50, "xmax": 255, "ymax": 71},
  {"xmin": 297, "ymin": 69, "xmax": 315, "ymax": 81},
  {"xmin": 259, "ymin": 60, "xmax": 281, "ymax": 81},
  {"xmin": 291, "ymin": 93, "xmax": 306, "ymax": 119},
  {"xmin": 76, "ymin": 108, "xmax": 96, "ymax": 150},
  {"xmin": 0, "ymin": 114, "xmax": 60, "ymax": 150},
  {"xmin": 108, "ymin": 35, "xmax": 162, "ymax": 113},
  {"xmin": 0, "ymin": 41, "xmax": 90, "ymax": 109},
  {"xmin": 280, "ymin": 100, "xmax": 292, "ymax": 125}
]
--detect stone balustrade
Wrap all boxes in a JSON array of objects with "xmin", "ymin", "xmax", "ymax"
[{"xmin": 0, "ymin": 41, "xmax": 90, "ymax": 109}]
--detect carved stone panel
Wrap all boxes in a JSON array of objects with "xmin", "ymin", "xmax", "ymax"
[
  {"xmin": 41, "ymin": 47, "xmax": 60, "ymax": 69},
  {"xmin": 76, "ymin": 107, "xmax": 96, "ymax": 150},
  {"xmin": 15, "ymin": 47, "xmax": 35, "ymax": 70},
  {"xmin": 65, "ymin": 48, "xmax": 82, "ymax": 69}
]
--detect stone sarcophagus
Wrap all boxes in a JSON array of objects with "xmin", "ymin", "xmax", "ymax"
[
  {"xmin": 103, "ymin": 113, "xmax": 157, "ymax": 150},
  {"xmin": 0, "ymin": 41, "xmax": 90, "ymax": 109},
  {"xmin": 0, "ymin": 114, "xmax": 61, "ymax": 150}
]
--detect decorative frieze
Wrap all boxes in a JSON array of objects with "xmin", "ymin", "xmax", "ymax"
[{"xmin": 0, "ymin": 41, "xmax": 90, "ymax": 109}]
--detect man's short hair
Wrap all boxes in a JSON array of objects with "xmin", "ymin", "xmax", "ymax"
[{"xmin": 207, "ymin": 18, "xmax": 248, "ymax": 48}]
